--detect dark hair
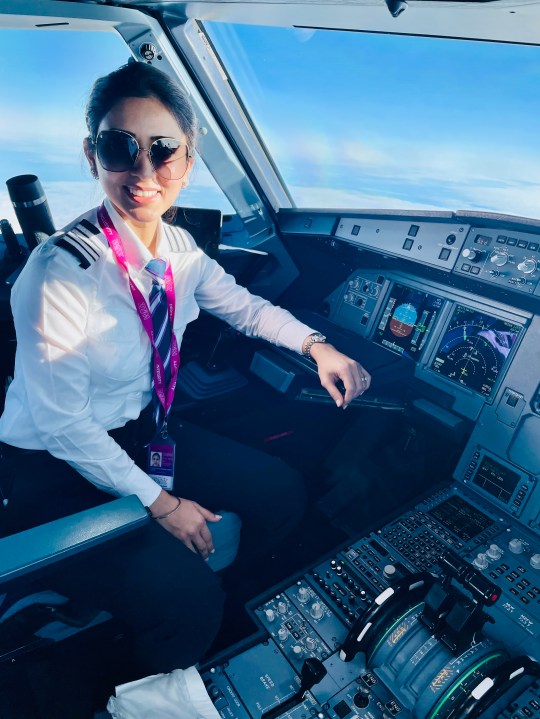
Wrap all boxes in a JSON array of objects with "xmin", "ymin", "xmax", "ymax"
[{"xmin": 85, "ymin": 62, "xmax": 198, "ymax": 151}]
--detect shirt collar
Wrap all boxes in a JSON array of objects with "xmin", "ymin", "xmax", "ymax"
[{"xmin": 103, "ymin": 198, "xmax": 168, "ymax": 274}]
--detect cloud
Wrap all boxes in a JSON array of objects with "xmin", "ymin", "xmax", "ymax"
[
  {"xmin": 284, "ymin": 132, "xmax": 540, "ymax": 188},
  {"xmin": 270, "ymin": 131, "xmax": 540, "ymax": 217},
  {"xmin": 290, "ymin": 185, "xmax": 449, "ymax": 212},
  {"xmin": 0, "ymin": 107, "xmax": 87, "ymax": 152},
  {"xmin": 290, "ymin": 175, "xmax": 540, "ymax": 219}
]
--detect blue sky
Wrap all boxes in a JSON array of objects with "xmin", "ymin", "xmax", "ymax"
[
  {"xmin": 1, "ymin": 23, "xmax": 540, "ymax": 232},
  {"xmin": 208, "ymin": 23, "xmax": 540, "ymax": 216},
  {"xmin": 0, "ymin": 28, "xmax": 232, "ymax": 232}
]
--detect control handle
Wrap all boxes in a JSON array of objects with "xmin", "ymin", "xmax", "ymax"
[{"xmin": 260, "ymin": 659, "xmax": 327, "ymax": 719}]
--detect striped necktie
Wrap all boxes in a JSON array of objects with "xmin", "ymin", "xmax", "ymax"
[{"xmin": 146, "ymin": 257, "xmax": 172, "ymax": 430}]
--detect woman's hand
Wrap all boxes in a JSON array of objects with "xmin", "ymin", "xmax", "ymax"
[
  {"xmin": 149, "ymin": 492, "xmax": 221, "ymax": 559},
  {"xmin": 308, "ymin": 341, "xmax": 371, "ymax": 409}
]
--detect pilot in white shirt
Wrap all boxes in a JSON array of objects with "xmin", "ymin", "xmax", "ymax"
[
  {"xmin": 0, "ymin": 198, "xmax": 318, "ymax": 508},
  {"xmin": 0, "ymin": 61, "xmax": 370, "ymax": 687}
]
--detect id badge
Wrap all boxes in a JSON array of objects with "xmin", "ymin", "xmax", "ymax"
[{"xmin": 147, "ymin": 435, "xmax": 176, "ymax": 491}]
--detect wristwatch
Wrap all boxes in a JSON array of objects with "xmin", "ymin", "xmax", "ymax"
[{"xmin": 302, "ymin": 332, "xmax": 327, "ymax": 359}]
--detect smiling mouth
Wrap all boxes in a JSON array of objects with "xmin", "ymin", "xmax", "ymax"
[{"xmin": 126, "ymin": 186, "xmax": 160, "ymax": 199}]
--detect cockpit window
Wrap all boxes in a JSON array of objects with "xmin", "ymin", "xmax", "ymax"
[
  {"xmin": 205, "ymin": 23, "xmax": 540, "ymax": 218},
  {"xmin": 0, "ymin": 29, "xmax": 233, "ymax": 233}
]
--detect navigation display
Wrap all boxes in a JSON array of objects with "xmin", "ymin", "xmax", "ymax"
[
  {"xmin": 373, "ymin": 283, "xmax": 445, "ymax": 360},
  {"xmin": 430, "ymin": 305, "xmax": 522, "ymax": 397}
]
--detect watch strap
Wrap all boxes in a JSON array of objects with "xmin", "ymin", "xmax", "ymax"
[{"xmin": 302, "ymin": 332, "xmax": 327, "ymax": 359}]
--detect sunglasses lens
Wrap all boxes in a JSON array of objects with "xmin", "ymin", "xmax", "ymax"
[
  {"xmin": 97, "ymin": 131, "xmax": 138, "ymax": 172},
  {"xmin": 150, "ymin": 138, "xmax": 189, "ymax": 180}
]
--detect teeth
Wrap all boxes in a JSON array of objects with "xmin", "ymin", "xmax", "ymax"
[{"xmin": 128, "ymin": 187, "xmax": 158, "ymax": 197}]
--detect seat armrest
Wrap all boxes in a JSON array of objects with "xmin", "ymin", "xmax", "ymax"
[{"xmin": 0, "ymin": 496, "xmax": 149, "ymax": 584}]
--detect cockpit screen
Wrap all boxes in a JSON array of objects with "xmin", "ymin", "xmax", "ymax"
[
  {"xmin": 430, "ymin": 305, "xmax": 522, "ymax": 396},
  {"xmin": 373, "ymin": 283, "xmax": 445, "ymax": 359},
  {"xmin": 472, "ymin": 456, "xmax": 520, "ymax": 505},
  {"xmin": 428, "ymin": 495, "xmax": 493, "ymax": 541}
]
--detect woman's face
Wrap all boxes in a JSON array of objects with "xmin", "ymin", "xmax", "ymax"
[{"xmin": 85, "ymin": 96, "xmax": 193, "ymax": 236}]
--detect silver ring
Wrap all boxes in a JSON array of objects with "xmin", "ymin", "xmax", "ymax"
[{"xmin": 361, "ymin": 376, "xmax": 367, "ymax": 383}]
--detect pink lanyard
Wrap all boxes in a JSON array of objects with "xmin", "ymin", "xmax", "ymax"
[{"xmin": 97, "ymin": 204, "xmax": 180, "ymax": 426}]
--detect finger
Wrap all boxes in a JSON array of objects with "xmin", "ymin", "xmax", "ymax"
[
  {"xmin": 183, "ymin": 538, "xmax": 198, "ymax": 554},
  {"xmin": 199, "ymin": 523, "xmax": 215, "ymax": 555},
  {"xmin": 360, "ymin": 370, "xmax": 372, "ymax": 391},
  {"xmin": 343, "ymin": 368, "xmax": 373, "ymax": 406},
  {"xmin": 194, "ymin": 503, "xmax": 222, "ymax": 523},
  {"xmin": 193, "ymin": 532, "xmax": 212, "ymax": 560},
  {"xmin": 320, "ymin": 376, "xmax": 346, "ymax": 408},
  {"xmin": 339, "ymin": 369, "xmax": 363, "ymax": 406},
  {"xmin": 342, "ymin": 371, "xmax": 362, "ymax": 404}
]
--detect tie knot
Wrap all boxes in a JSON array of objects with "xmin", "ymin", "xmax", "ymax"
[{"xmin": 146, "ymin": 257, "xmax": 167, "ymax": 280}]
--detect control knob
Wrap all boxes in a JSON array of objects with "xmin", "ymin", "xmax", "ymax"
[
  {"xmin": 310, "ymin": 602, "xmax": 324, "ymax": 620},
  {"xmin": 530, "ymin": 553, "xmax": 540, "ymax": 570},
  {"xmin": 383, "ymin": 564, "xmax": 397, "ymax": 579},
  {"xmin": 348, "ymin": 278, "xmax": 360, "ymax": 290},
  {"xmin": 305, "ymin": 637, "xmax": 317, "ymax": 651},
  {"xmin": 292, "ymin": 645, "xmax": 303, "ymax": 657},
  {"xmin": 461, "ymin": 247, "xmax": 484, "ymax": 262},
  {"xmin": 489, "ymin": 249, "xmax": 509, "ymax": 267},
  {"xmin": 353, "ymin": 692, "xmax": 370, "ymax": 709},
  {"xmin": 508, "ymin": 538, "xmax": 524, "ymax": 554},
  {"xmin": 265, "ymin": 609, "xmax": 276, "ymax": 622},
  {"xmin": 278, "ymin": 600, "xmax": 288, "ymax": 614},
  {"xmin": 278, "ymin": 627, "xmax": 289, "ymax": 642},
  {"xmin": 462, "ymin": 248, "xmax": 482, "ymax": 262},
  {"xmin": 517, "ymin": 257, "xmax": 538, "ymax": 274},
  {"xmin": 473, "ymin": 553, "xmax": 489, "ymax": 570},
  {"xmin": 486, "ymin": 544, "xmax": 503, "ymax": 560},
  {"xmin": 298, "ymin": 586, "xmax": 310, "ymax": 604}
]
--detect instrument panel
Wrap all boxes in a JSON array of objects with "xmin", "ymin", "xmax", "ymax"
[
  {"xmin": 279, "ymin": 212, "xmax": 540, "ymax": 299},
  {"xmin": 201, "ymin": 484, "xmax": 540, "ymax": 719},
  {"xmin": 428, "ymin": 304, "xmax": 522, "ymax": 399},
  {"xmin": 326, "ymin": 268, "xmax": 530, "ymax": 421},
  {"xmin": 208, "ymin": 210, "xmax": 540, "ymax": 718},
  {"xmin": 372, "ymin": 283, "xmax": 445, "ymax": 361}
]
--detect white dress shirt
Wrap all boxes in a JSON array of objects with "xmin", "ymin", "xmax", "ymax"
[{"xmin": 0, "ymin": 200, "xmax": 315, "ymax": 507}]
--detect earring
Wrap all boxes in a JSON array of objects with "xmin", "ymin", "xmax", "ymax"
[{"xmin": 90, "ymin": 166, "xmax": 98, "ymax": 179}]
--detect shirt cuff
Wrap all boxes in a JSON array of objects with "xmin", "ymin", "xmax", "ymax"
[
  {"xmin": 275, "ymin": 320, "xmax": 318, "ymax": 355},
  {"xmin": 115, "ymin": 463, "xmax": 163, "ymax": 508}
]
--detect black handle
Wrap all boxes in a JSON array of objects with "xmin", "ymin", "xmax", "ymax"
[{"xmin": 6, "ymin": 175, "xmax": 56, "ymax": 250}]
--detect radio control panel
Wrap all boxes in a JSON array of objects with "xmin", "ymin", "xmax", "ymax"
[{"xmin": 454, "ymin": 227, "xmax": 540, "ymax": 296}]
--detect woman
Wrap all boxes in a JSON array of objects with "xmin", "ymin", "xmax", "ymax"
[{"xmin": 0, "ymin": 62, "xmax": 371, "ymax": 676}]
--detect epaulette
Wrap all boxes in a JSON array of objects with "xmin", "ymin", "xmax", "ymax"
[
  {"xmin": 165, "ymin": 224, "xmax": 194, "ymax": 253},
  {"xmin": 54, "ymin": 219, "xmax": 104, "ymax": 269}
]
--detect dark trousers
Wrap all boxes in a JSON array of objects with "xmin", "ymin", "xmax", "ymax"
[{"xmin": 0, "ymin": 413, "xmax": 306, "ymax": 676}]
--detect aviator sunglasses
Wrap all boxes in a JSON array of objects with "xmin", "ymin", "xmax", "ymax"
[{"xmin": 93, "ymin": 129, "xmax": 191, "ymax": 180}]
